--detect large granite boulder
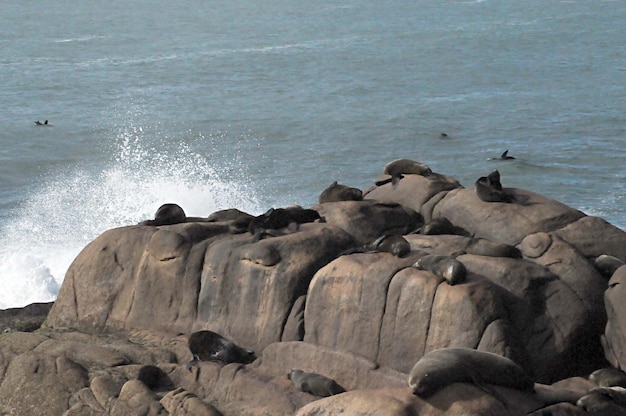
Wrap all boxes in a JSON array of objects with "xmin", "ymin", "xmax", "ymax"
[{"xmin": 1, "ymin": 161, "xmax": 624, "ymax": 415}]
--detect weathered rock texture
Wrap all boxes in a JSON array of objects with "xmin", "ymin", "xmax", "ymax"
[{"xmin": 2, "ymin": 164, "xmax": 626, "ymax": 415}]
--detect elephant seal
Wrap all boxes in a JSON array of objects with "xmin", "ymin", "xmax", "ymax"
[
  {"xmin": 577, "ymin": 387, "xmax": 626, "ymax": 415},
  {"xmin": 288, "ymin": 369, "xmax": 346, "ymax": 397},
  {"xmin": 139, "ymin": 203, "xmax": 186, "ymax": 226},
  {"xmin": 376, "ymin": 158, "xmax": 432, "ymax": 187},
  {"xmin": 408, "ymin": 348, "xmax": 534, "ymax": 398},
  {"xmin": 413, "ymin": 254, "xmax": 467, "ymax": 285},
  {"xmin": 475, "ymin": 174, "xmax": 513, "ymax": 203},
  {"xmin": 464, "ymin": 238, "xmax": 522, "ymax": 259},
  {"xmin": 187, "ymin": 330, "xmax": 256, "ymax": 371},
  {"xmin": 488, "ymin": 149, "xmax": 516, "ymax": 161},
  {"xmin": 590, "ymin": 367, "xmax": 626, "ymax": 388},
  {"xmin": 319, "ymin": 181, "xmax": 363, "ymax": 203},
  {"xmin": 137, "ymin": 365, "xmax": 166, "ymax": 390},
  {"xmin": 594, "ymin": 255, "xmax": 625, "ymax": 279}
]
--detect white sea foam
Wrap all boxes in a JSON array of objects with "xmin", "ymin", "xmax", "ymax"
[{"xmin": 0, "ymin": 127, "xmax": 261, "ymax": 309}]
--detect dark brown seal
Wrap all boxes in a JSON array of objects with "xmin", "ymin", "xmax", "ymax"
[
  {"xmin": 139, "ymin": 203, "xmax": 187, "ymax": 226},
  {"xmin": 187, "ymin": 330, "xmax": 256, "ymax": 371},
  {"xmin": 413, "ymin": 254, "xmax": 467, "ymax": 285},
  {"xmin": 319, "ymin": 181, "xmax": 363, "ymax": 203},
  {"xmin": 475, "ymin": 171, "xmax": 513, "ymax": 203},
  {"xmin": 288, "ymin": 369, "xmax": 346, "ymax": 397},
  {"xmin": 590, "ymin": 367, "xmax": 626, "ymax": 388},
  {"xmin": 408, "ymin": 348, "xmax": 534, "ymax": 398}
]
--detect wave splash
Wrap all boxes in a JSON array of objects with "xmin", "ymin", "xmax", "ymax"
[{"xmin": 0, "ymin": 125, "xmax": 261, "ymax": 309}]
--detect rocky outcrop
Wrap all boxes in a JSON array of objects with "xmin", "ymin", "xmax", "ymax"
[{"xmin": 2, "ymin": 162, "xmax": 626, "ymax": 415}]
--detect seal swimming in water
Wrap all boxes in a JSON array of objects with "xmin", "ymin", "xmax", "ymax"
[
  {"xmin": 413, "ymin": 254, "xmax": 467, "ymax": 285},
  {"xmin": 187, "ymin": 330, "xmax": 256, "ymax": 371},
  {"xmin": 375, "ymin": 158, "xmax": 432, "ymax": 187},
  {"xmin": 138, "ymin": 203, "xmax": 187, "ymax": 226},
  {"xmin": 34, "ymin": 120, "xmax": 52, "ymax": 126},
  {"xmin": 318, "ymin": 181, "xmax": 363, "ymax": 203},
  {"xmin": 408, "ymin": 348, "xmax": 534, "ymax": 398},
  {"xmin": 488, "ymin": 149, "xmax": 516, "ymax": 161},
  {"xmin": 475, "ymin": 172, "xmax": 514, "ymax": 203},
  {"xmin": 288, "ymin": 369, "xmax": 346, "ymax": 397}
]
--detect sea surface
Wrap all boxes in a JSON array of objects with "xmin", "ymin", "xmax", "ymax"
[{"xmin": 1, "ymin": 0, "xmax": 624, "ymax": 309}]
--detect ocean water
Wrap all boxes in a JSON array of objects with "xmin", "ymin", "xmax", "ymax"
[{"xmin": 0, "ymin": 0, "xmax": 624, "ymax": 309}]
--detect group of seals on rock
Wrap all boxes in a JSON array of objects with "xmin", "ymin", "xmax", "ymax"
[
  {"xmin": 475, "ymin": 169, "xmax": 514, "ymax": 203},
  {"xmin": 288, "ymin": 369, "xmax": 345, "ymax": 397},
  {"xmin": 413, "ymin": 254, "xmax": 467, "ymax": 285},
  {"xmin": 408, "ymin": 348, "xmax": 535, "ymax": 398},
  {"xmin": 318, "ymin": 181, "xmax": 363, "ymax": 203},
  {"xmin": 186, "ymin": 330, "xmax": 256, "ymax": 371}
]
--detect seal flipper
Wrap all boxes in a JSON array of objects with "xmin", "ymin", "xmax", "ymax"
[{"xmin": 391, "ymin": 174, "xmax": 403, "ymax": 188}]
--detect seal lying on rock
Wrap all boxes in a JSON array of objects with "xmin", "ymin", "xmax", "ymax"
[
  {"xmin": 138, "ymin": 203, "xmax": 187, "ymax": 226},
  {"xmin": 248, "ymin": 207, "xmax": 321, "ymax": 242},
  {"xmin": 463, "ymin": 237, "xmax": 522, "ymax": 259},
  {"xmin": 319, "ymin": 181, "xmax": 363, "ymax": 203},
  {"xmin": 590, "ymin": 367, "xmax": 626, "ymax": 388},
  {"xmin": 413, "ymin": 254, "xmax": 467, "ymax": 285},
  {"xmin": 594, "ymin": 255, "xmax": 625, "ymax": 279},
  {"xmin": 187, "ymin": 330, "xmax": 256, "ymax": 371},
  {"xmin": 475, "ymin": 170, "xmax": 514, "ymax": 203},
  {"xmin": 288, "ymin": 369, "xmax": 346, "ymax": 397},
  {"xmin": 340, "ymin": 235, "xmax": 411, "ymax": 258},
  {"xmin": 577, "ymin": 386, "xmax": 626, "ymax": 415},
  {"xmin": 137, "ymin": 365, "xmax": 167, "ymax": 390},
  {"xmin": 375, "ymin": 158, "xmax": 432, "ymax": 187},
  {"xmin": 418, "ymin": 217, "xmax": 470, "ymax": 236},
  {"xmin": 408, "ymin": 348, "xmax": 534, "ymax": 398}
]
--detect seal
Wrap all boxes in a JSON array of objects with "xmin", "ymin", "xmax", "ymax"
[
  {"xmin": 577, "ymin": 386, "xmax": 626, "ymax": 414},
  {"xmin": 137, "ymin": 364, "xmax": 166, "ymax": 390},
  {"xmin": 34, "ymin": 120, "xmax": 52, "ymax": 126},
  {"xmin": 408, "ymin": 348, "xmax": 534, "ymax": 398},
  {"xmin": 590, "ymin": 367, "xmax": 626, "ymax": 388},
  {"xmin": 139, "ymin": 203, "xmax": 187, "ymax": 226},
  {"xmin": 187, "ymin": 330, "xmax": 256, "ymax": 371},
  {"xmin": 371, "ymin": 234, "xmax": 411, "ymax": 257},
  {"xmin": 488, "ymin": 149, "xmax": 516, "ymax": 161},
  {"xmin": 340, "ymin": 234, "xmax": 411, "ymax": 258},
  {"xmin": 475, "ymin": 174, "xmax": 514, "ymax": 203},
  {"xmin": 413, "ymin": 254, "xmax": 467, "ymax": 285},
  {"xmin": 418, "ymin": 217, "xmax": 469, "ymax": 236},
  {"xmin": 288, "ymin": 369, "xmax": 346, "ymax": 397},
  {"xmin": 593, "ymin": 255, "xmax": 625, "ymax": 279},
  {"xmin": 207, "ymin": 208, "xmax": 254, "ymax": 223},
  {"xmin": 318, "ymin": 181, "xmax": 363, "ymax": 203},
  {"xmin": 375, "ymin": 158, "xmax": 432, "ymax": 187},
  {"xmin": 248, "ymin": 207, "xmax": 320, "ymax": 242}
]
